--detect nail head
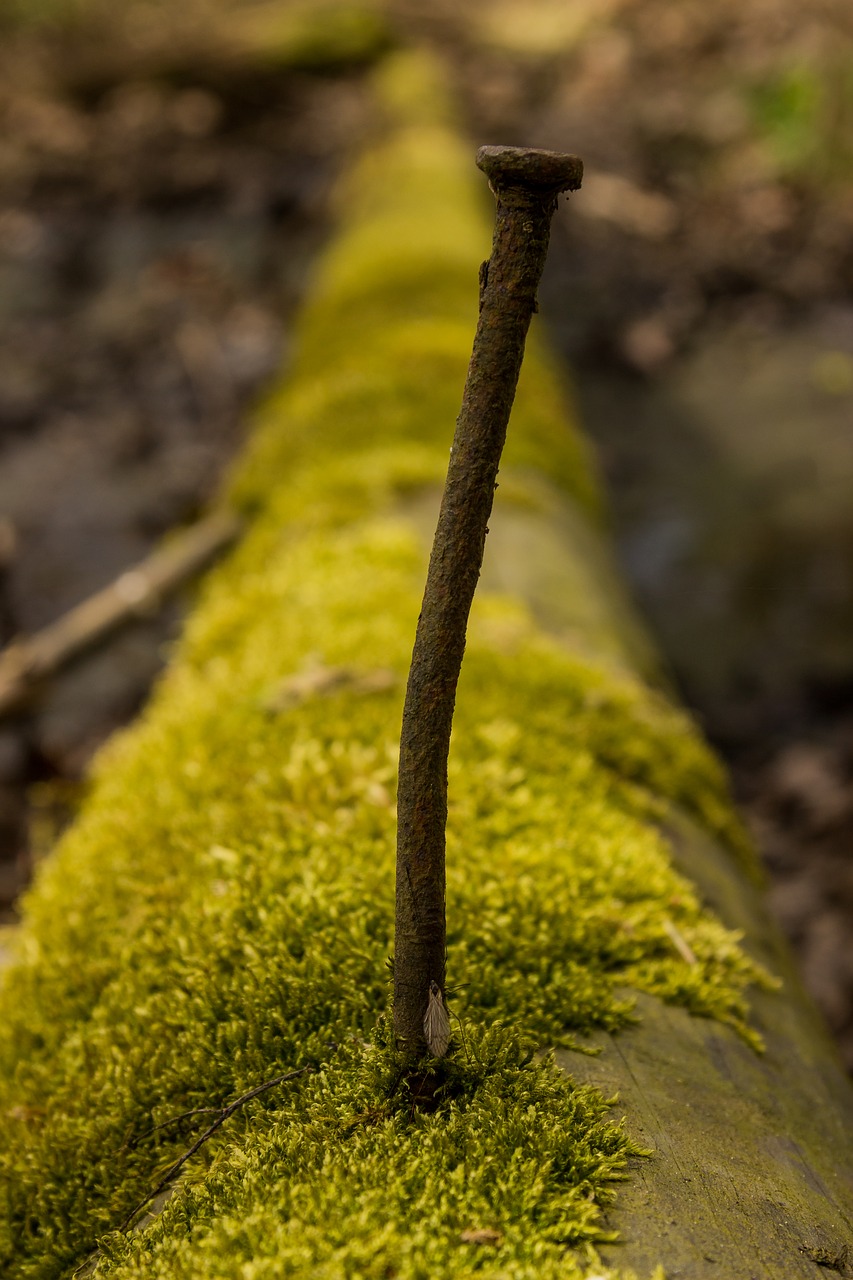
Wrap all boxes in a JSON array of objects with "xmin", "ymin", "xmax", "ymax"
[{"xmin": 476, "ymin": 145, "xmax": 583, "ymax": 194}]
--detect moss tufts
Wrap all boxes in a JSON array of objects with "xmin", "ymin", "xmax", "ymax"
[
  {"xmin": 88, "ymin": 1024, "xmax": 646, "ymax": 1280},
  {"xmin": 0, "ymin": 49, "xmax": 771, "ymax": 1280}
]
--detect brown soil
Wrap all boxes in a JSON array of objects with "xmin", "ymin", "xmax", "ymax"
[{"xmin": 2, "ymin": 0, "xmax": 852, "ymax": 1069}]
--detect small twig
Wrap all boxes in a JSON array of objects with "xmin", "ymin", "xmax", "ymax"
[
  {"xmin": 393, "ymin": 146, "xmax": 583, "ymax": 1055},
  {"xmin": 265, "ymin": 663, "xmax": 397, "ymax": 713},
  {"xmin": 663, "ymin": 918, "xmax": 698, "ymax": 966},
  {"xmin": 452, "ymin": 1010, "xmax": 473, "ymax": 1065},
  {"xmin": 0, "ymin": 509, "xmax": 242, "ymax": 717},
  {"xmin": 119, "ymin": 1065, "xmax": 312, "ymax": 1232},
  {"xmin": 135, "ymin": 1106, "xmax": 222, "ymax": 1143}
]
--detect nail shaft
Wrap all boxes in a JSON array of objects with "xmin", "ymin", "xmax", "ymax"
[{"xmin": 393, "ymin": 146, "xmax": 583, "ymax": 1054}]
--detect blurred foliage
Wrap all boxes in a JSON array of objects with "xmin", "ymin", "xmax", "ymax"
[
  {"xmin": 0, "ymin": 0, "xmax": 79, "ymax": 26},
  {"xmin": 751, "ymin": 59, "xmax": 853, "ymax": 181},
  {"xmin": 0, "ymin": 0, "xmax": 395, "ymax": 74},
  {"xmin": 235, "ymin": 1, "xmax": 395, "ymax": 71}
]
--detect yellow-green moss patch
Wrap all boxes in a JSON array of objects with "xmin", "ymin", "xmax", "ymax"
[{"xmin": 0, "ymin": 50, "xmax": 771, "ymax": 1280}]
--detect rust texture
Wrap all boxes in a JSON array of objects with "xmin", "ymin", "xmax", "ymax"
[{"xmin": 393, "ymin": 146, "xmax": 583, "ymax": 1054}]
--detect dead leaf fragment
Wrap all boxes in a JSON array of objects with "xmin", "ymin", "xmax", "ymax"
[
  {"xmin": 663, "ymin": 917, "xmax": 697, "ymax": 966},
  {"xmin": 460, "ymin": 1228, "xmax": 504, "ymax": 1247},
  {"xmin": 266, "ymin": 665, "xmax": 397, "ymax": 712}
]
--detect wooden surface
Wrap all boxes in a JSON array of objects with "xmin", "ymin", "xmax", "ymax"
[{"xmin": 561, "ymin": 813, "xmax": 853, "ymax": 1278}]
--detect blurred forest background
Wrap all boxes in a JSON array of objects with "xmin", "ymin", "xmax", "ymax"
[{"xmin": 1, "ymin": 0, "xmax": 852, "ymax": 1067}]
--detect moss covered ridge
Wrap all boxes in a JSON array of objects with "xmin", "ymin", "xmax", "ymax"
[{"xmin": 0, "ymin": 51, "xmax": 771, "ymax": 1280}]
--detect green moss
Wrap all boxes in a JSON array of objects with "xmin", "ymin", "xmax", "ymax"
[
  {"xmin": 85, "ymin": 1028, "xmax": 644, "ymax": 1280},
  {"xmin": 0, "ymin": 49, "xmax": 771, "ymax": 1280},
  {"xmin": 234, "ymin": 1, "xmax": 395, "ymax": 73}
]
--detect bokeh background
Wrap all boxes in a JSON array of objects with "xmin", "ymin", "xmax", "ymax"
[{"xmin": 1, "ymin": 0, "xmax": 852, "ymax": 1067}]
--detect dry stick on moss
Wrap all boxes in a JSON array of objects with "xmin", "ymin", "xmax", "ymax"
[
  {"xmin": 0, "ymin": 509, "xmax": 241, "ymax": 718},
  {"xmin": 134, "ymin": 1107, "xmax": 222, "ymax": 1143},
  {"xmin": 393, "ymin": 146, "xmax": 583, "ymax": 1056},
  {"xmin": 119, "ymin": 1065, "xmax": 313, "ymax": 1232}
]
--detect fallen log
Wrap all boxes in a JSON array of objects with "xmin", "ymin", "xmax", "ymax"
[{"xmin": 0, "ymin": 47, "xmax": 850, "ymax": 1280}]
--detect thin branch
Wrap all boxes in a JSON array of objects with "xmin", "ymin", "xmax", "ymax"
[
  {"xmin": 136, "ymin": 1107, "xmax": 222, "ymax": 1143},
  {"xmin": 0, "ymin": 509, "xmax": 242, "ymax": 717},
  {"xmin": 119, "ymin": 1065, "xmax": 312, "ymax": 1232}
]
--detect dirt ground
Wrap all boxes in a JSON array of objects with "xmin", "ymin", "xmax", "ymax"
[{"xmin": 1, "ymin": 0, "xmax": 852, "ymax": 1068}]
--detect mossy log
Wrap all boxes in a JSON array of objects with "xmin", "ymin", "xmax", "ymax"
[{"xmin": 0, "ymin": 50, "xmax": 851, "ymax": 1280}]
